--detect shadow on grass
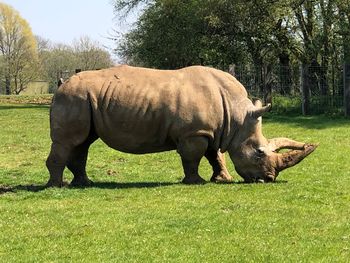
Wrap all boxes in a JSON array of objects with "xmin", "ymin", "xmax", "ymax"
[
  {"xmin": 91, "ymin": 180, "xmax": 289, "ymax": 187},
  {"xmin": 89, "ymin": 181, "xmax": 179, "ymax": 189},
  {"xmin": 0, "ymin": 184, "xmax": 46, "ymax": 194},
  {"xmin": 264, "ymin": 113, "xmax": 350, "ymax": 130},
  {"xmin": 0, "ymin": 104, "xmax": 50, "ymax": 110},
  {"xmin": 0, "ymin": 180, "xmax": 288, "ymax": 194},
  {"xmin": 0, "ymin": 181, "xmax": 179, "ymax": 194}
]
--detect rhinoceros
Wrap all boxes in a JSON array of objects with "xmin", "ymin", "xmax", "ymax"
[{"xmin": 46, "ymin": 65, "xmax": 317, "ymax": 187}]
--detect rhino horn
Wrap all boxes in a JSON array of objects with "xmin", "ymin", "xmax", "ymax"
[
  {"xmin": 268, "ymin": 137, "xmax": 310, "ymax": 152},
  {"xmin": 276, "ymin": 143, "xmax": 318, "ymax": 171}
]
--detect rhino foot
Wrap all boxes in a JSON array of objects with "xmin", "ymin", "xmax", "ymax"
[
  {"xmin": 70, "ymin": 178, "xmax": 93, "ymax": 187},
  {"xmin": 45, "ymin": 180, "xmax": 68, "ymax": 188},
  {"xmin": 210, "ymin": 172, "xmax": 233, "ymax": 183},
  {"xmin": 182, "ymin": 176, "xmax": 206, "ymax": 185}
]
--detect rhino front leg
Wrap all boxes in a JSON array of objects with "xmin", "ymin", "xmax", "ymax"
[
  {"xmin": 205, "ymin": 149, "xmax": 233, "ymax": 183},
  {"xmin": 177, "ymin": 136, "xmax": 208, "ymax": 184}
]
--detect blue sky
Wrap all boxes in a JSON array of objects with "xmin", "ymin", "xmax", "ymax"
[{"xmin": 2, "ymin": 0, "xmax": 139, "ymax": 58}]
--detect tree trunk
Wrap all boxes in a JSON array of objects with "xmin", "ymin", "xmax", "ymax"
[
  {"xmin": 344, "ymin": 64, "xmax": 350, "ymax": 117},
  {"xmin": 301, "ymin": 64, "xmax": 311, "ymax": 115},
  {"xmin": 342, "ymin": 18, "xmax": 350, "ymax": 116},
  {"xmin": 278, "ymin": 53, "xmax": 292, "ymax": 95},
  {"xmin": 319, "ymin": 61, "xmax": 328, "ymax": 96},
  {"xmin": 263, "ymin": 64, "xmax": 273, "ymax": 105},
  {"xmin": 5, "ymin": 76, "xmax": 11, "ymax": 95}
]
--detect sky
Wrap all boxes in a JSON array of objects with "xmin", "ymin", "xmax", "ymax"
[{"xmin": 2, "ymin": 0, "xmax": 139, "ymax": 60}]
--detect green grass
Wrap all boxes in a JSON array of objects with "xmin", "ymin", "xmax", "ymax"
[{"xmin": 1, "ymin": 101, "xmax": 350, "ymax": 262}]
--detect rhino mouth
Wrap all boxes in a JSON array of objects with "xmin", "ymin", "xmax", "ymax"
[
  {"xmin": 239, "ymin": 171, "xmax": 276, "ymax": 184},
  {"xmin": 257, "ymin": 175, "xmax": 275, "ymax": 183},
  {"xmin": 244, "ymin": 176, "xmax": 275, "ymax": 184}
]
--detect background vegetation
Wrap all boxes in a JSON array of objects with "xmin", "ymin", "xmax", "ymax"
[
  {"xmin": 114, "ymin": 0, "xmax": 350, "ymax": 114},
  {"xmin": 2, "ymin": 1, "xmax": 350, "ymax": 114},
  {"xmin": 115, "ymin": 0, "xmax": 350, "ymax": 73},
  {"xmin": 1, "ymin": 97, "xmax": 350, "ymax": 262},
  {"xmin": 37, "ymin": 36, "xmax": 114, "ymax": 93},
  {"xmin": 0, "ymin": 3, "xmax": 114, "ymax": 95},
  {"xmin": 0, "ymin": 3, "xmax": 39, "ymax": 95}
]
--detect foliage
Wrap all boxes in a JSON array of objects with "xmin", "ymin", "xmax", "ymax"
[
  {"xmin": 115, "ymin": 0, "xmax": 248, "ymax": 69},
  {"xmin": 38, "ymin": 42, "xmax": 77, "ymax": 92},
  {"xmin": 0, "ymin": 3, "xmax": 39, "ymax": 95},
  {"xmin": 1, "ymin": 99, "xmax": 350, "ymax": 262},
  {"xmin": 117, "ymin": 0, "xmax": 205, "ymax": 68},
  {"xmin": 73, "ymin": 36, "xmax": 115, "ymax": 71},
  {"xmin": 113, "ymin": 0, "xmax": 350, "ymax": 103},
  {"xmin": 38, "ymin": 36, "xmax": 114, "ymax": 93},
  {"xmin": 0, "ymin": 4, "xmax": 115, "ymax": 95},
  {"xmin": 114, "ymin": 0, "xmax": 149, "ymax": 12}
]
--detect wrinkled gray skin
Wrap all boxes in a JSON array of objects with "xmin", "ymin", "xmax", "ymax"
[{"xmin": 46, "ymin": 65, "xmax": 317, "ymax": 187}]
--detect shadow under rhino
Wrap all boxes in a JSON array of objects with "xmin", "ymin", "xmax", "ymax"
[
  {"xmin": 0, "ymin": 181, "xmax": 177, "ymax": 193},
  {"xmin": 0, "ymin": 180, "xmax": 291, "ymax": 194}
]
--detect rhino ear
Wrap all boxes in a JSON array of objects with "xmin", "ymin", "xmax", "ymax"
[
  {"xmin": 250, "ymin": 103, "xmax": 271, "ymax": 119},
  {"xmin": 253, "ymin": 99, "xmax": 263, "ymax": 107}
]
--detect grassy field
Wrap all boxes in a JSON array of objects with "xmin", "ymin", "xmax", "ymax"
[{"xmin": 1, "ymin": 98, "xmax": 350, "ymax": 262}]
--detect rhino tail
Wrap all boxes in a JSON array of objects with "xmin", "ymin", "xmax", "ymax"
[{"xmin": 49, "ymin": 87, "xmax": 95, "ymax": 147}]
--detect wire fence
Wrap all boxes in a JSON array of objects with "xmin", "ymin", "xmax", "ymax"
[
  {"xmin": 1, "ymin": 64, "xmax": 348, "ymax": 115},
  {"xmin": 232, "ymin": 64, "xmax": 345, "ymax": 114}
]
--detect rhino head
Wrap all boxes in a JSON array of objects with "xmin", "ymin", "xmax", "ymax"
[{"xmin": 228, "ymin": 100, "xmax": 317, "ymax": 183}]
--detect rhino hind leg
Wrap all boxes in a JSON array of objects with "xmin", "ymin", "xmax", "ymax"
[
  {"xmin": 46, "ymin": 143, "xmax": 72, "ymax": 187},
  {"xmin": 46, "ymin": 96, "xmax": 93, "ymax": 187},
  {"xmin": 68, "ymin": 132, "xmax": 98, "ymax": 187},
  {"xmin": 205, "ymin": 149, "xmax": 233, "ymax": 183},
  {"xmin": 177, "ymin": 136, "xmax": 208, "ymax": 184}
]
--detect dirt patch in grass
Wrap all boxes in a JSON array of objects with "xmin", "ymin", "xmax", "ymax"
[{"xmin": 0, "ymin": 95, "xmax": 53, "ymax": 105}]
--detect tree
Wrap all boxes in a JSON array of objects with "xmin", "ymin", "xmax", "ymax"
[
  {"xmin": 38, "ymin": 37, "xmax": 114, "ymax": 93},
  {"xmin": 38, "ymin": 42, "xmax": 76, "ymax": 92},
  {"xmin": 336, "ymin": 0, "xmax": 350, "ymax": 62},
  {"xmin": 113, "ymin": 0, "xmax": 350, "ymax": 114},
  {"xmin": 113, "ymin": 0, "xmax": 150, "ymax": 15},
  {"xmin": 73, "ymin": 36, "xmax": 114, "ymax": 71},
  {"xmin": 116, "ymin": 0, "xmax": 207, "ymax": 69},
  {"xmin": 336, "ymin": 0, "xmax": 350, "ymax": 115},
  {"xmin": 114, "ymin": 0, "xmax": 289, "ymax": 102},
  {"xmin": 0, "ymin": 3, "xmax": 38, "ymax": 94}
]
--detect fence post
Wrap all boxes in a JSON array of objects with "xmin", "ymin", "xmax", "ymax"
[
  {"xmin": 344, "ymin": 63, "xmax": 350, "ymax": 117},
  {"xmin": 301, "ymin": 64, "xmax": 310, "ymax": 115}
]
